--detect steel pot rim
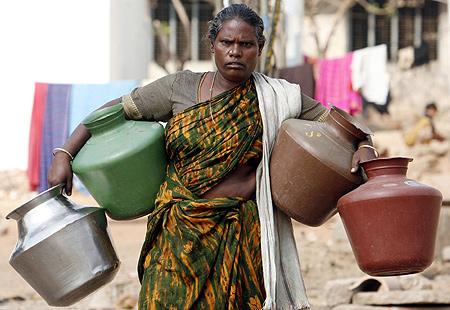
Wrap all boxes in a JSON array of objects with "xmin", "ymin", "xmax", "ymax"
[{"xmin": 6, "ymin": 184, "xmax": 64, "ymax": 221}]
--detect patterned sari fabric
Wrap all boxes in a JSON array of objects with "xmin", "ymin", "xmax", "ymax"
[{"xmin": 138, "ymin": 78, "xmax": 265, "ymax": 309}]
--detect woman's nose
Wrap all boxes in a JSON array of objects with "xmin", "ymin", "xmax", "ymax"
[{"xmin": 228, "ymin": 44, "xmax": 242, "ymax": 57}]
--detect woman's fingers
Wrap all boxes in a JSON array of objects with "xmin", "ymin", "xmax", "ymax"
[
  {"xmin": 351, "ymin": 155, "xmax": 361, "ymax": 173},
  {"xmin": 64, "ymin": 174, "xmax": 73, "ymax": 196},
  {"xmin": 48, "ymin": 155, "xmax": 74, "ymax": 194},
  {"xmin": 351, "ymin": 147, "xmax": 378, "ymax": 174}
]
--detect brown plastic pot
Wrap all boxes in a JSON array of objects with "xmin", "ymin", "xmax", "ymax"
[
  {"xmin": 270, "ymin": 106, "xmax": 371, "ymax": 226},
  {"xmin": 337, "ymin": 157, "xmax": 442, "ymax": 276}
]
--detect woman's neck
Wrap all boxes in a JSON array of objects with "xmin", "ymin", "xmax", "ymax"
[{"xmin": 214, "ymin": 71, "xmax": 249, "ymax": 93}]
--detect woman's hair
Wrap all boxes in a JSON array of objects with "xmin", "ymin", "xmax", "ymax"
[{"xmin": 208, "ymin": 4, "xmax": 266, "ymax": 48}]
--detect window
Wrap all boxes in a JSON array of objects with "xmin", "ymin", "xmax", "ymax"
[
  {"xmin": 350, "ymin": 0, "xmax": 440, "ymax": 61},
  {"xmin": 152, "ymin": 0, "xmax": 214, "ymax": 63}
]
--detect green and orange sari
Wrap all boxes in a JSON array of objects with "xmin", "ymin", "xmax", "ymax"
[{"xmin": 138, "ymin": 78, "xmax": 266, "ymax": 309}]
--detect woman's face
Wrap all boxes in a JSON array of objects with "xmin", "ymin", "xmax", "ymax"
[{"xmin": 211, "ymin": 18, "xmax": 262, "ymax": 84}]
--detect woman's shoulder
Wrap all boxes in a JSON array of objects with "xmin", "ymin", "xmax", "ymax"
[
  {"xmin": 176, "ymin": 70, "xmax": 204, "ymax": 78},
  {"xmin": 174, "ymin": 70, "xmax": 204, "ymax": 86},
  {"xmin": 141, "ymin": 70, "xmax": 203, "ymax": 92}
]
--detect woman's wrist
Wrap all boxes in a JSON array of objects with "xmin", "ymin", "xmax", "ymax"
[
  {"xmin": 52, "ymin": 147, "xmax": 74, "ymax": 161},
  {"xmin": 357, "ymin": 144, "xmax": 379, "ymax": 157},
  {"xmin": 357, "ymin": 135, "xmax": 373, "ymax": 147}
]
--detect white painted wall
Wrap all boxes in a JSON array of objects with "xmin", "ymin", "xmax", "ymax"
[
  {"xmin": 0, "ymin": 0, "xmax": 151, "ymax": 170},
  {"xmin": 110, "ymin": 0, "xmax": 152, "ymax": 80},
  {"xmin": 438, "ymin": 4, "xmax": 450, "ymax": 91},
  {"xmin": 438, "ymin": 5, "xmax": 449, "ymax": 74},
  {"xmin": 284, "ymin": 0, "xmax": 304, "ymax": 66},
  {"xmin": 302, "ymin": 13, "xmax": 349, "ymax": 58}
]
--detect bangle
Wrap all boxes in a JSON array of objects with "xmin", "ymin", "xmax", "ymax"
[
  {"xmin": 358, "ymin": 144, "xmax": 379, "ymax": 157},
  {"xmin": 52, "ymin": 147, "xmax": 74, "ymax": 161}
]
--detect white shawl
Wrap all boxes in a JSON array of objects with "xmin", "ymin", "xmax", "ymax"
[{"xmin": 252, "ymin": 72, "xmax": 309, "ymax": 310}]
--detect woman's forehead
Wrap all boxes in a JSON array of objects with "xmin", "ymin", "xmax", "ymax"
[{"xmin": 217, "ymin": 18, "xmax": 257, "ymax": 40}]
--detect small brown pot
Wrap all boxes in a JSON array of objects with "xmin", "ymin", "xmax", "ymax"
[{"xmin": 337, "ymin": 157, "xmax": 442, "ymax": 276}]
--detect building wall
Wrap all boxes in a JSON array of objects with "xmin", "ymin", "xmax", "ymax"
[
  {"xmin": 302, "ymin": 13, "xmax": 350, "ymax": 59},
  {"xmin": 110, "ymin": 0, "xmax": 152, "ymax": 80},
  {"xmin": 438, "ymin": 4, "xmax": 449, "ymax": 77},
  {"xmin": 302, "ymin": 3, "xmax": 448, "ymax": 71},
  {"xmin": 284, "ymin": 0, "xmax": 304, "ymax": 66}
]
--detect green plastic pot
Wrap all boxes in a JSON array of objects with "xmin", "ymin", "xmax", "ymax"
[{"xmin": 72, "ymin": 104, "xmax": 167, "ymax": 220}]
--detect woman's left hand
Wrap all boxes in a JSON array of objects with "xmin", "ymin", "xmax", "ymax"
[{"xmin": 351, "ymin": 140, "xmax": 379, "ymax": 174}]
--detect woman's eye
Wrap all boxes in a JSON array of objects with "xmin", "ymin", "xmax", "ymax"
[
  {"xmin": 221, "ymin": 40, "xmax": 231, "ymax": 45},
  {"xmin": 242, "ymin": 42, "xmax": 252, "ymax": 48}
]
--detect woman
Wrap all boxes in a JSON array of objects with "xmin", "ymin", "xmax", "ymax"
[{"xmin": 49, "ymin": 4, "xmax": 376, "ymax": 309}]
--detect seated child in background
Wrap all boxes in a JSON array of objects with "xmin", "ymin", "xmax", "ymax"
[{"xmin": 404, "ymin": 102, "xmax": 446, "ymax": 147}]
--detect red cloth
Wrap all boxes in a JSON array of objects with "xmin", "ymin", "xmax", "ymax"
[{"xmin": 27, "ymin": 83, "xmax": 48, "ymax": 191}]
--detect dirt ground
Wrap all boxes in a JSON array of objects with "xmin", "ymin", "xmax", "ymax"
[
  {"xmin": 1, "ymin": 129, "xmax": 449, "ymax": 309},
  {"xmin": 0, "ymin": 172, "xmax": 364, "ymax": 310}
]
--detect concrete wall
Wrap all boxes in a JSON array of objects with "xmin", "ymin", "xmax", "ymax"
[
  {"xmin": 303, "ymin": 4, "xmax": 448, "ymax": 71},
  {"xmin": 302, "ymin": 13, "xmax": 350, "ymax": 59},
  {"xmin": 110, "ymin": 0, "xmax": 152, "ymax": 80},
  {"xmin": 440, "ymin": 3, "xmax": 450, "ymax": 90},
  {"xmin": 284, "ymin": 0, "xmax": 304, "ymax": 66}
]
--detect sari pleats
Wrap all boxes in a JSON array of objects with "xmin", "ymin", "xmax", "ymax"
[{"xmin": 138, "ymin": 79, "xmax": 265, "ymax": 309}]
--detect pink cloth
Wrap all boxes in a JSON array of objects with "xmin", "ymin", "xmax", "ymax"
[
  {"xmin": 314, "ymin": 53, "xmax": 362, "ymax": 115},
  {"xmin": 27, "ymin": 83, "xmax": 48, "ymax": 191}
]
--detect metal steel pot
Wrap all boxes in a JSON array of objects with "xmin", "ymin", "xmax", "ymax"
[{"xmin": 6, "ymin": 184, "xmax": 120, "ymax": 306}]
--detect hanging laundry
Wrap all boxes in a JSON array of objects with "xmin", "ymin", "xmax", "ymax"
[
  {"xmin": 315, "ymin": 52, "xmax": 362, "ymax": 115},
  {"xmin": 351, "ymin": 44, "xmax": 390, "ymax": 105},
  {"xmin": 362, "ymin": 91, "xmax": 392, "ymax": 117},
  {"xmin": 278, "ymin": 62, "xmax": 315, "ymax": 98},
  {"xmin": 27, "ymin": 83, "xmax": 48, "ymax": 191},
  {"xmin": 39, "ymin": 84, "xmax": 71, "ymax": 193},
  {"xmin": 28, "ymin": 80, "xmax": 138, "ymax": 191}
]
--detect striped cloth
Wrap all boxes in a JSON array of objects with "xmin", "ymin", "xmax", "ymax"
[
  {"xmin": 27, "ymin": 83, "xmax": 48, "ymax": 191},
  {"xmin": 38, "ymin": 84, "xmax": 71, "ymax": 193}
]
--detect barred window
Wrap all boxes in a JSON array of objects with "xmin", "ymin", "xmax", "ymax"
[
  {"xmin": 350, "ymin": 0, "xmax": 440, "ymax": 61},
  {"xmin": 153, "ymin": 0, "xmax": 214, "ymax": 63}
]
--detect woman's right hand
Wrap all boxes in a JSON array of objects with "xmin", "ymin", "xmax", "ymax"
[{"xmin": 48, "ymin": 153, "xmax": 73, "ymax": 195}]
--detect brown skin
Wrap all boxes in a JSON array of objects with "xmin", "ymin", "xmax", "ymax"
[{"xmin": 49, "ymin": 17, "xmax": 376, "ymax": 198}]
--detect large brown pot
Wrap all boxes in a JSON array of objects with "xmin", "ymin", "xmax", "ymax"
[
  {"xmin": 337, "ymin": 157, "xmax": 442, "ymax": 276},
  {"xmin": 270, "ymin": 106, "xmax": 371, "ymax": 226}
]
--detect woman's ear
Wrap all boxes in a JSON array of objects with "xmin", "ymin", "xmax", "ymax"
[
  {"xmin": 257, "ymin": 48, "xmax": 263, "ymax": 56},
  {"xmin": 210, "ymin": 41, "xmax": 215, "ymax": 53},
  {"xmin": 258, "ymin": 42, "xmax": 265, "ymax": 56}
]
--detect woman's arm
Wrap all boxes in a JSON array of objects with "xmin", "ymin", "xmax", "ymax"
[
  {"xmin": 351, "ymin": 136, "xmax": 378, "ymax": 173},
  {"xmin": 48, "ymin": 98, "xmax": 121, "ymax": 195},
  {"xmin": 48, "ymin": 73, "xmax": 178, "ymax": 195}
]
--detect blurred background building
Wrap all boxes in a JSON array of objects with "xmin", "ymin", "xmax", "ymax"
[{"xmin": 0, "ymin": 0, "xmax": 449, "ymax": 170}]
